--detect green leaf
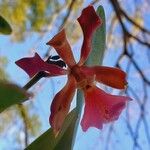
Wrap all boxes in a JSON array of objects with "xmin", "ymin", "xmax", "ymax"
[
  {"xmin": 86, "ymin": 5, "xmax": 106, "ymax": 65},
  {"xmin": 0, "ymin": 15, "xmax": 12, "ymax": 35},
  {"xmin": 25, "ymin": 109, "xmax": 78, "ymax": 150},
  {"xmin": 25, "ymin": 128, "xmax": 56, "ymax": 150},
  {"xmin": 71, "ymin": 90, "xmax": 84, "ymax": 149},
  {"xmin": 0, "ymin": 81, "xmax": 30, "ymax": 113},
  {"xmin": 54, "ymin": 109, "xmax": 78, "ymax": 150}
]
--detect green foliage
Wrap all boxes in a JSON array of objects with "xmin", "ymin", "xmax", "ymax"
[
  {"xmin": 0, "ymin": 108, "xmax": 16, "ymax": 133},
  {"xmin": 86, "ymin": 5, "xmax": 106, "ymax": 65},
  {"xmin": 0, "ymin": 0, "xmax": 52, "ymax": 40},
  {"xmin": 28, "ymin": 113, "xmax": 42, "ymax": 136},
  {"xmin": 16, "ymin": 103, "xmax": 42, "ymax": 136},
  {"xmin": 26, "ymin": 109, "xmax": 78, "ymax": 150},
  {"xmin": 0, "ymin": 57, "xmax": 8, "ymax": 81},
  {"xmin": 0, "ymin": 0, "xmax": 84, "ymax": 41},
  {"xmin": 0, "ymin": 15, "xmax": 12, "ymax": 34},
  {"xmin": 0, "ymin": 81, "xmax": 30, "ymax": 113},
  {"xmin": 0, "ymin": 104, "xmax": 41, "ymax": 141},
  {"xmin": 0, "ymin": 58, "xmax": 41, "ymax": 144},
  {"xmin": 26, "ymin": 128, "xmax": 55, "ymax": 150}
]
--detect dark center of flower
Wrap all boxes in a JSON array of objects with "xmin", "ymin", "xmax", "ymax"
[{"xmin": 70, "ymin": 65, "xmax": 95, "ymax": 90}]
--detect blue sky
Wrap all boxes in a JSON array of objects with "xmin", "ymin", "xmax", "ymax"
[{"xmin": 0, "ymin": 0, "xmax": 150, "ymax": 150}]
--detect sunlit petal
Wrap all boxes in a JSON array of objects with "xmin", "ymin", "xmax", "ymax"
[
  {"xmin": 49, "ymin": 75, "xmax": 77, "ymax": 135},
  {"xmin": 81, "ymin": 66, "xmax": 127, "ymax": 89},
  {"xmin": 15, "ymin": 53, "xmax": 67, "ymax": 78},
  {"xmin": 81, "ymin": 86, "xmax": 129, "ymax": 131},
  {"xmin": 78, "ymin": 5, "xmax": 101, "ymax": 65},
  {"xmin": 47, "ymin": 29, "xmax": 76, "ymax": 67}
]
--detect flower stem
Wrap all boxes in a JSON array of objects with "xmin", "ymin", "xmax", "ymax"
[
  {"xmin": 18, "ymin": 71, "xmax": 46, "ymax": 147},
  {"xmin": 23, "ymin": 71, "xmax": 46, "ymax": 90},
  {"xmin": 71, "ymin": 90, "xmax": 84, "ymax": 150}
]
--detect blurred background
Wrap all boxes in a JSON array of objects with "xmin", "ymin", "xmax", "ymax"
[{"xmin": 0, "ymin": 0, "xmax": 150, "ymax": 150}]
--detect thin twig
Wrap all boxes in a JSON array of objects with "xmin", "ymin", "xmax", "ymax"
[{"xmin": 109, "ymin": 0, "xmax": 150, "ymax": 149}]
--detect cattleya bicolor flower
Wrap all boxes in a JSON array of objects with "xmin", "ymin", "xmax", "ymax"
[{"xmin": 16, "ymin": 5, "xmax": 130, "ymax": 135}]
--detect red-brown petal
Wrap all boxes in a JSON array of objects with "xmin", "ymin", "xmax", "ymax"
[
  {"xmin": 78, "ymin": 5, "xmax": 101, "ymax": 65},
  {"xmin": 46, "ymin": 29, "xmax": 76, "ymax": 67},
  {"xmin": 81, "ymin": 66, "xmax": 127, "ymax": 89},
  {"xmin": 15, "ymin": 53, "xmax": 67, "ymax": 78},
  {"xmin": 81, "ymin": 86, "xmax": 129, "ymax": 131},
  {"xmin": 49, "ymin": 75, "xmax": 77, "ymax": 135}
]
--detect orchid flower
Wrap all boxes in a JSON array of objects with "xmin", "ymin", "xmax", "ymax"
[{"xmin": 16, "ymin": 5, "xmax": 130, "ymax": 135}]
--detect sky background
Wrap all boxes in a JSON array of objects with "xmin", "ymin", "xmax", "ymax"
[{"xmin": 0, "ymin": 0, "xmax": 150, "ymax": 150}]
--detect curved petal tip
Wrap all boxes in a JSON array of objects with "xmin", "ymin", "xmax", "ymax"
[
  {"xmin": 81, "ymin": 86, "xmax": 130, "ymax": 131},
  {"xmin": 46, "ymin": 29, "xmax": 76, "ymax": 67},
  {"xmin": 78, "ymin": 5, "xmax": 102, "ymax": 65}
]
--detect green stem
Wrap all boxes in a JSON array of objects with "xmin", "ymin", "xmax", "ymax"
[
  {"xmin": 76, "ymin": 90, "xmax": 84, "ymax": 115},
  {"xmin": 17, "ymin": 71, "xmax": 46, "ymax": 147},
  {"xmin": 23, "ymin": 71, "xmax": 46, "ymax": 90},
  {"xmin": 19, "ymin": 72, "xmax": 45, "ymax": 147},
  {"xmin": 71, "ymin": 90, "xmax": 84, "ymax": 150}
]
